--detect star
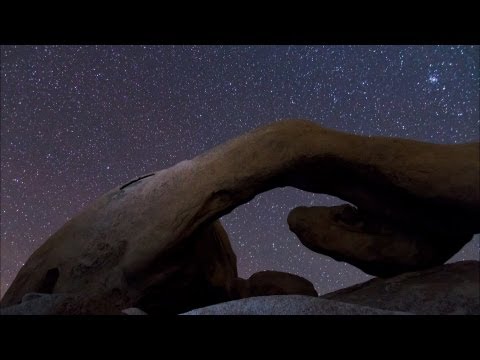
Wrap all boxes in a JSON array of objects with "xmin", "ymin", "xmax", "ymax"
[
  {"xmin": 1, "ymin": 45, "xmax": 478, "ymax": 297},
  {"xmin": 428, "ymin": 74, "xmax": 439, "ymax": 84}
]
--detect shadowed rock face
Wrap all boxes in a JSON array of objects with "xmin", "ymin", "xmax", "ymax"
[
  {"xmin": 2, "ymin": 270, "xmax": 318, "ymax": 315},
  {"xmin": 131, "ymin": 220, "xmax": 239, "ymax": 315},
  {"xmin": 2, "ymin": 119, "xmax": 478, "ymax": 313},
  {"xmin": 2, "ymin": 219, "xmax": 239, "ymax": 315},
  {"xmin": 230, "ymin": 270, "xmax": 318, "ymax": 299},
  {"xmin": 287, "ymin": 204, "xmax": 474, "ymax": 277},
  {"xmin": 321, "ymin": 261, "xmax": 480, "ymax": 315}
]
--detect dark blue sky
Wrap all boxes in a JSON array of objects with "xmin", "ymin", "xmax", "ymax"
[{"xmin": 1, "ymin": 45, "xmax": 479, "ymax": 296}]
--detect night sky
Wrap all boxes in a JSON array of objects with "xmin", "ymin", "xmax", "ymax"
[{"xmin": 1, "ymin": 45, "xmax": 479, "ymax": 297}]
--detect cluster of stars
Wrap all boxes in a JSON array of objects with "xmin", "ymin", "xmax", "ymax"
[{"xmin": 1, "ymin": 45, "xmax": 479, "ymax": 297}]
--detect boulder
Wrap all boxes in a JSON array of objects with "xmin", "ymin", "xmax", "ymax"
[
  {"xmin": 181, "ymin": 295, "xmax": 411, "ymax": 315},
  {"xmin": 288, "ymin": 204, "xmax": 474, "ymax": 277},
  {"xmin": 1, "ymin": 293, "xmax": 66, "ymax": 315},
  {"xmin": 230, "ymin": 270, "xmax": 318, "ymax": 299},
  {"xmin": 2, "ymin": 220, "xmax": 238, "ymax": 315},
  {"xmin": 0, "ymin": 292, "xmax": 122, "ymax": 315},
  {"xmin": 121, "ymin": 308, "xmax": 148, "ymax": 315},
  {"xmin": 321, "ymin": 261, "xmax": 480, "ymax": 315},
  {"xmin": 2, "ymin": 120, "xmax": 478, "ymax": 313}
]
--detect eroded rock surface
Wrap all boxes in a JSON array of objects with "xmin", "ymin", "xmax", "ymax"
[
  {"xmin": 321, "ymin": 261, "xmax": 480, "ymax": 315},
  {"xmin": 288, "ymin": 205, "xmax": 474, "ymax": 277},
  {"xmin": 2, "ymin": 120, "xmax": 478, "ymax": 313},
  {"xmin": 181, "ymin": 295, "xmax": 411, "ymax": 315}
]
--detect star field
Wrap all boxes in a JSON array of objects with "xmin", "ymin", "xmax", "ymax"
[{"xmin": 1, "ymin": 45, "xmax": 479, "ymax": 297}]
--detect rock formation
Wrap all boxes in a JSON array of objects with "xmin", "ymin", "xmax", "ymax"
[
  {"xmin": 181, "ymin": 295, "xmax": 411, "ymax": 315},
  {"xmin": 1, "ymin": 293, "xmax": 66, "ymax": 315},
  {"xmin": 2, "ymin": 220, "xmax": 240, "ymax": 315},
  {"xmin": 287, "ymin": 204, "xmax": 475, "ymax": 277},
  {"xmin": 0, "ymin": 293, "xmax": 122, "ymax": 315},
  {"xmin": 2, "ymin": 119, "xmax": 478, "ymax": 314},
  {"xmin": 121, "ymin": 308, "xmax": 148, "ymax": 315},
  {"xmin": 321, "ymin": 260, "xmax": 480, "ymax": 315},
  {"xmin": 230, "ymin": 270, "xmax": 318, "ymax": 299}
]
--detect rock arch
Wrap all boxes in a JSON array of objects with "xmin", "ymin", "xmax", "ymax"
[{"xmin": 2, "ymin": 119, "xmax": 478, "ymax": 313}]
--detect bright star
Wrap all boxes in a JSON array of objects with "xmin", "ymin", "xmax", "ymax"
[{"xmin": 428, "ymin": 75, "xmax": 439, "ymax": 84}]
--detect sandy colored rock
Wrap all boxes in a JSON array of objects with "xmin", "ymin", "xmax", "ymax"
[
  {"xmin": 288, "ymin": 204, "xmax": 474, "ymax": 277},
  {"xmin": 132, "ymin": 220, "xmax": 239, "ymax": 315},
  {"xmin": 321, "ymin": 261, "xmax": 480, "ymax": 314},
  {"xmin": 2, "ymin": 120, "xmax": 478, "ymax": 313},
  {"xmin": 2, "ymin": 220, "xmax": 238, "ymax": 315}
]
